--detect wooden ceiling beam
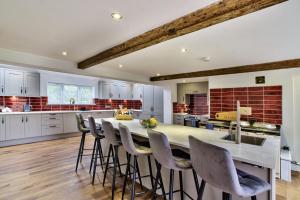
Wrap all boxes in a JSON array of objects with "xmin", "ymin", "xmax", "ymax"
[
  {"xmin": 78, "ymin": 0, "xmax": 287, "ymax": 69},
  {"xmin": 150, "ymin": 59, "xmax": 300, "ymax": 81}
]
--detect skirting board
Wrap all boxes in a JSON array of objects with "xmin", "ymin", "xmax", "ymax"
[{"xmin": 0, "ymin": 132, "xmax": 81, "ymax": 147}]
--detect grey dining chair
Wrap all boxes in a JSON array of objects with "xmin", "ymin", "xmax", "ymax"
[
  {"xmin": 148, "ymin": 129, "xmax": 199, "ymax": 200},
  {"xmin": 118, "ymin": 123, "xmax": 155, "ymax": 200},
  {"xmin": 189, "ymin": 136, "xmax": 271, "ymax": 200},
  {"xmin": 88, "ymin": 116, "xmax": 105, "ymax": 184}
]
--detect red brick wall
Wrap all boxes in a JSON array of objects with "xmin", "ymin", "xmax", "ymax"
[
  {"xmin": 0, "ymin": 96, "xmax": 142, "ymax": 112},
  {"xmin": 210, "ymin": 85, "xmax": 282, "ymax": 124}
]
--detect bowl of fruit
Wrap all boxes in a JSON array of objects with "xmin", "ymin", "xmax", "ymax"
[{"xmin": 139, "ymin": 117, "xmax": 159, "ymax": 129}]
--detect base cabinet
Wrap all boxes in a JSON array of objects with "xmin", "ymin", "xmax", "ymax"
[
  {"xmin": 0, "ymin": 116, "xmax": 5, "ymax": 141},
  {"xmin": 25, "ymin": 114, "xmax": 42, "ymax": 138},
  {"xmin": 5, "ymin": 115, "xmax": 25, "ymax": 140},
  {"xmin": 63, "ymin": 113, "xmax": 78, "ymax": 133}
]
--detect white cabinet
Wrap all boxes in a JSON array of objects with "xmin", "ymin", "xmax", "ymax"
[
  {"xmin": 0, "ymin": 69, "xmax": 5, "ymax": 95},
  {"xmin": 24, "ymin": 72, "xmax": 40, "ymax": 97},
  {"xmin": 133, "ymin": 84, "xmax": 143, "ymax": 100},
  {"xmin": 154, "ymin": 86, "xmax": 163, "ymax": 114},
  {"xmin": 101, "ymin": 81, "xmax": 132, "ymax": 100},
  {"xmin": 142, "ymin": 85, "xmax": 164, "ymax": 122},
  {"xmin": 4, "ymin": 69, "xmax": 40, "ymax": 97},
  {"xmin": 5, "ymin": 69, "xmax": 24, "ymax": 96},
  {"xmin": 25, "ymin": 114, "xmax": 42, "ymax": 138},
  {"xmin": 63, "ymin": 113, "xmax": 78, "ymax": 133},
  {"xmin": 143, "ymin": 85, "xmax": 154, "ymax": 113},
  {"xmin": 42, "ymin": 113, "xmax": 63, "ymax": 135},
  {"xmin": 177, "ymin": 82, "xmax": 208, "ymax": 104},
  {"xmin": 5, "ymin": 115, "xmax": 25, "ymax": 140},
  {"xmin": 0, "ymin": 116, "xmax": 5, "ymax": 141}
]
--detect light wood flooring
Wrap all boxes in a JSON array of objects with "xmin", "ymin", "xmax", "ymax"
[{"xmin": 0, "ymin": 135, "xmax": 299, "ymax": 200}]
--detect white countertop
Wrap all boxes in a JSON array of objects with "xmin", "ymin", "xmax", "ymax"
[
  {"xmin": 95, "ymin": 118, "xmax": 280, "ymax": 169},
  {"xmin": 0, "ymin": 109, "xmax": 142, "ymax": 115}
]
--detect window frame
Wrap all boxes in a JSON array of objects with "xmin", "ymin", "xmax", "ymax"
[{"xmin": 47, "ymin": 82, "xmax": 95, "ymax": 105}]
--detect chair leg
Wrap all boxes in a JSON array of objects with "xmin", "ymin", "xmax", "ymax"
[
  {"xmin": 135, "ymin": 158, "xmax": 143, "ymax": 190},
  {"xmin": 89, "ymin": 138, "xmax": 97, "ymax": 174},
  {"xmin": 147, "ymin": 156, "xmax": 154, "ymax": 190},
  {"xmin": 92, "ymin": 139, "xmax": 99, "ymax": 185},
  {"xmin": 251, "ymin": 196, "xmax": 257, "ymax": 200},
  {"xmin": 98, "ymin": 139, "xmax": 105, "ymax": 169},
  {"xmin": 111, "ymin": 145, "xmax": 118, "ymax": 200},
  {"xmin": 122, "ymin": 153, "xmax": 131, "ymax": 200},
  {"xmin": 80, "ymin": 133, "xmax": 86, "ymax": 162},
  {"xmin": 222, "ymin": 192, "xmax": 232, "ymax": 200},
  {"xmin": 75, "ymin": 134, "xmax": 84, "ymax": 173},
  {"xmin": 131, "ymin": 156, "xmax": 137, "ymax": 200},
  {"xmin": 179, "ymin": 171, "xmax": 184, "ymax": 200},
  {"xmin": 115, "ymin": 147, "xmax": 122, "ymax": 177},
  {"xmin": 152, "ymin": 161, "xmax": 161, "ymax": 200},
  {"xmin": 103, "ymin": 144, "xmax": 112, "ymax": 186},
  {"xmin": 97, "ymin": 139, "xmax": 104, "ymax": 171},
  {"xmin": 169, "ymin": 169, "xmax": 174, "ymax": 200}
]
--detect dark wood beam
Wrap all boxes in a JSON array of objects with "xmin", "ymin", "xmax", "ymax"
[
  {"xmin": 78, "ymin": 0, "xmax": 287, "ymax": 69},
  {"xmin": 150, "ymin": 59, "xmax": 300, "ymax": 81}
]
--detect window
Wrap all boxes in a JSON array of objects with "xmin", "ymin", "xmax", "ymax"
[{"xmin": 47, "ymin": 83, "xmax": 94, "ymax": 104}]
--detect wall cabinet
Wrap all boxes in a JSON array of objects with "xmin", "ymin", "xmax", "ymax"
[
  {"xmin": 142, "ymin": 85, "xmax": 164, "ymax": 122},
  {"xmin": 132, "ymin": 84, "xmax": 143, "ymax": 100},
  {"xmin": 0, "ymin": 116, "xmax": 5, "ymax": 141},
  {"xmin": 25, "ymin": 114, "xmax": 42, "ymax": 138},
  {"xmin": 101, "ymin": 81, "xmax": 131, "ymax": 100},
  {"xmin": 4, "ymin": 69, "xmax": 40, "ymax": 97},
  {"xmin": 0, "ymin": 69, "xmax": 5, "ymax": 96}
]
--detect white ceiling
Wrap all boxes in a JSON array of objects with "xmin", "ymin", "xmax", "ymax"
[{"xmin": 0, "ymin": 0, "xmax": 299, "ymax": 80}]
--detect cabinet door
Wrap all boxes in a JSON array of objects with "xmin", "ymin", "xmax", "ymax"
[
  {"xmin": 5, "ymin": 115, "xmax": 25, "ymax": 140},
  {"xmin": 92, "ymin": 111, "xmax": 114, "ymax": 118},
  {"xmin": 154, "ymin": 86, "xmax": 163, "ymax": 114},
  {"xmin": 0, "ymin": 69, "xmax": 5, "ymax": 95},
  {"xmin": 63, "ymin": 113, "xmax": 78, "ymax": 133},
  {"xmin": 142, "ymin": 85, "xmax": 154, "ymax": 113},
  {"xmin": 25, "ymin": 114, "xmax": 42, "ymax": 137},
  {"xmin": 0, "ymin": 116, "xmax": 5, "ymax": 141},
  {"xmin": 102, "ymin": 83, "xmax": 111, "ymax": 99},
  {"xmin": 24, "ymin": 73, "xmax": 40, "ymax": 97},
  {"xmin": 111, "ymin": 83, "xmax": 120, "ymax": 99},
  {"xmin": 4, "ymin": 70, "xmax": 24, "ymax": 96},
  {"xmin": 119, "ymin": 84, "xmax": 130, "ymax": 99},
  {"xmin": 133, "ymin": 84, "xmax": 143, "ymax": 100}
]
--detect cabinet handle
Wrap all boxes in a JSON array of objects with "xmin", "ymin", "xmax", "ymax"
[
  {"xmin": 49, "ymin": 125, "xmax": 57, "ymax": 128},
  {"xmin": 2, "ymin": 118, "xmax": 4, "ymax": 124},
  {"xmin": 49, "ymin": 117, "xmax": 57, "ymax": 120},
  {"xmin": 49, "ymin": 113, "xmax": 56, "ymax": 116},
  {"xmin": 25, "ymin": 87, "xmax": 27, "ymax": 94},
  {"xmin": 21, "ymin": 116, "xmax": 24, "ymax": 123},
  {"xmin": 119, "ymin": 94, "xmax": 120, "ymax": 98},
  {"xmin": 26, "ymin": 116, "xmax": 28, "ymax": 122},
  {"xmin": 183, "ymin": 96, "xmax": 185, "ymax": 102},
  {"xmin": 1, "ymin": 86, "xmax": 3, "ymax": 93},
  {"xmin": 21, "ymin": 87, "xmax": 23, "ymax": 94}
]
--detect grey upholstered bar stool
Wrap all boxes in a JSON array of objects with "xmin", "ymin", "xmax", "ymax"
[
  {"xmin": 75, "ymin": 113, "xmax": 92, "ymax": 172},
  {"xmin": 119, "ymin": 123, "xmax": 156, "ymax": 200},
  {"xmin": 101, "ymin": 119, "xmax": 123, "ymax": 200},
  {"xmin": 148, "ymin": 129, "xmax": 200, "ymax": 200},
  {"xmin": 88, "ymin": 117, "xmax": 105, "ymax": 184},
  {"xmin": 189, "ymin": 136, "xmax": 271, "ymax": 200}
]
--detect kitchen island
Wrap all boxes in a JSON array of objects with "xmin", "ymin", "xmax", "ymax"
[{"xmin": 95, "ymin": 118, "xmax": 280, "ymax": 200}]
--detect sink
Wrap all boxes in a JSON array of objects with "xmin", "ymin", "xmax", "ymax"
[{"xmin": 222, "ymin": 135, "xmax": 266, "ymax": 146}]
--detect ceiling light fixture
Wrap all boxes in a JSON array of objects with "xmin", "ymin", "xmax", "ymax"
[
  {"xmin": 62, "ymin": 51, "xmax": 67, "ymax": 56},
  {"xmin": 111, "ymin": 12, "xmax": 123, "ymax": 20},
  {"xmin": 181, "ymin": 48, "xmax": 187, "ymax": 53},
  {"xmin": 156, "ymin": 73, "xmax": 160, "ymax": 76},
  {"xmin": 119, "ymin": 64, "xmax": 123, "ymax": 68}
]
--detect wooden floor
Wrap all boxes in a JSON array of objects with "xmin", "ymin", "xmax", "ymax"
[{"xmin": 0, "ymin": 135, "xmax": 299, "ymax": 200}]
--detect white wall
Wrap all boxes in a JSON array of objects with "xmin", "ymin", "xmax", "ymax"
[{"xmin": 209, "ymin": 68, "xmax": 300, "ymax": 163}]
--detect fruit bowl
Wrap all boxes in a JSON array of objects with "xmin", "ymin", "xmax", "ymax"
[{"xmin": 139, "ymin": 117, "xmax": 158, "ymax": 128}]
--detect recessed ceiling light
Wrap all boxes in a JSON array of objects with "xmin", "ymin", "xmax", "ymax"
[
  {"xmin": 119, "ymin": 64, "xmax": 123, "ymax": 68},
  {"xmin": 183, "ymin": 80, "xmax": 186, "ymax": 83},
  {"xmin": 200, "ymin": 56, "xmax": 211, "ymax": 62},
  {"xmin": 111, "ymin": 12, "xmax": 123, "ymax": 20},
  {"xmin": 181, "ymin": 48, "xmax": 187, "ymax": 53},
  {"xmin": 62, "ymin": 51, "xmax": 67, "ymax": 56},
  {"xmin": 156, "ymin": 73, "xmax": 160, "ymax": 76}
]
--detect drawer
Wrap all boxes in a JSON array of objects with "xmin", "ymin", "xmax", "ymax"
[
  {"xmin": 42, "ymin": 114, "xmax": 63, "ymax": 125},
  {"xmin": 42, "ymin": 125, "xmax": 63, "ymax": 136},
  {"xmin": 42, "ymin": 113, "xmax": 63, "ymax": 120}
]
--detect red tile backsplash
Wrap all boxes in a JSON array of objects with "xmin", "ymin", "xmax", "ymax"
[
  {"xmin": 210, "ymin": 85, "xmax": 282, "ymax": 125},
  {"xmin": 173, "ymin": 94, "xmax": 209, "ymax": 115},
  {"xmin": 0, "ymin": 96, "xmax": 142, "ymax": 112}
]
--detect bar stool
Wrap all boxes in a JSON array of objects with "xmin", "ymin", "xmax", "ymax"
[
  {"xmin": 75, "ymin": 113, "xmax": 91, "ymax": 172},
  {"xmin": 88, "ymin": 117, "xmax": 105, "ymax": 184},
  {"xmin": 189, "ymin": 136, "xmax": 271, "ymax": 200},
  {"xmin": 119, "ymin": 123, "xmax": 160, "ymax": 200},
  {"xmin": 148, "ymin": 129, "xmax": 200, "ymax": 200},
  {"xmin": 101, "ymin": 119, "xmax": 123, "ymax": 200}
]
